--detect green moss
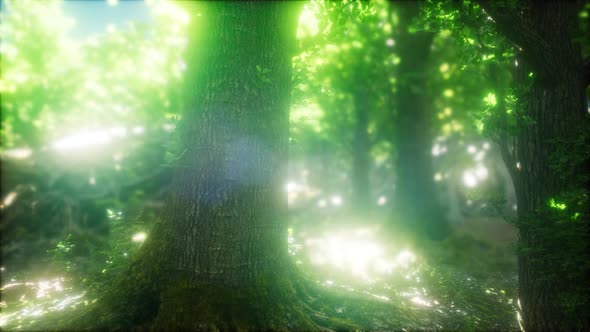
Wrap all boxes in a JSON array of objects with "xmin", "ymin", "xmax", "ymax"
[{"xmin": 149, "ymin": 274, "xmax": 320, "ymax": 331}]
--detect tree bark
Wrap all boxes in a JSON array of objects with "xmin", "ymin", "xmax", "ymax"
[
  {"xmin": 481, "ymin": 1, "xmax": 590, "ymax": 330},
  {"xmin": 64, "ymin": 2, "xmax": 319, "ymax": 330},
  {"xmin": 389, "ymin": 1, "xmax": 450, "ymax": 241}
]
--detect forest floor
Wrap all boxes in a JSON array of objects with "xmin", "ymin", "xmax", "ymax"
[
  {"xmin": 288, "ymin": 211, "xmax": 519, "ymax": 331},
  {"xmin": 0, "ymin": 210, "xmax": 519, "ymax": 331}
]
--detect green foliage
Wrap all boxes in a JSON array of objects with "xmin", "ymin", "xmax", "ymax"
[
  {"xmin": 1, "ymin": 0, "xmax": 188, "ymax": 150},
  {"xmin": 0, "ymin": 0, "xmax": 78, "ymax": 148},
  {"xmin": 46, "ymin": 205, "xmax": 154, "ymax": 292},
  {"xmin": 422, "ymin": 0, "xmax": 522, "ymax": 144},
  {"xmin": 1, "ymin": 0, "xmax": 186, "ymax": 272},
  {"xmin": 47, "ymin": 234, "xmax": 77, "ymax": 273}
]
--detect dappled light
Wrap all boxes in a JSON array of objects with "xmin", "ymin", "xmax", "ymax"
[
  {"xmin": 300, "ymin": 226, "xmax": 416, "ymax": 282},
  {"xmin": 131, "ymin": 231, "xmax": 147, "ymax": 243},
  {"xmin": 53, "ymin": 127, "xmax": 127, "ymax": 152},
  {"xmin": 0, "ymin": 275, "xmax": 87, "ymax": 330},
  {"xmin": 2, "ymin": 0, "xmax": 587, "ymax": 330}
]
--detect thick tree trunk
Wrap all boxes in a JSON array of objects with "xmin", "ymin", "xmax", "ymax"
[
  {"xmin": 515, "ymin": 80, "xmax": 590, "ymax": 331},
  {"xmin": 481, "ymin": 1, "xmax": 590, "ymax": 330},
  {"xmin": 64, "ymin": 3, "xmax": 319, "ymax": 331},
  {"xmin": 515, "ymin": 70, "xmax": 590, "ymax": 331},
  {"xmin": 389, "ymin": 1, "xmax": 450, "ymax": 240},
  {"xmin": 149, "ymin": 2, "xmax": 313, "ymax": 329}
]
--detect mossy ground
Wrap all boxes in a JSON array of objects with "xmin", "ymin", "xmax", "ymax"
[{"xmin": 2, "ymin": 216, "xmax": 519, "ymax": 331}]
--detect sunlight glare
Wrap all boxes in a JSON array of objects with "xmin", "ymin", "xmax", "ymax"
[
  {"xmin": 410, "ymin": 295, "xmax": 433, "ymax": 307},
  {"xmin": 517, "ymin": 298, "xmax": 524, "ymax": 331},
  {"xmin": 474, "ymin": 164, "xmax": 488, "ymax": 180},
  {"xmin": 331, "ymin": 195, "xmax": 342, "ymax": 206},
  {"xmin": 53, "ymin": 130, "xmax": 112, "ymax": 151},
  {"xmin": 2, "ymin": 192, "xmax": 18, "ymax": 208},
  {"xmin": 297, "ymin": 5, "xmax": 319, "ymax": 39},
  {"xmin": 132, "ymin": 126, "xmax": 145, "ymax": 135},
  {"xmin": 474, "ymin": 151, "xmax": 486, "ymax": 161},
  {"xmin": 369, "ymin": 293, "xmax": 390, "ymax": 302},
  {"xmin": 132, "ymin": 232, "xmax": 147, "ymax": 243},
  {"xmin": 462, "ymin": 171, "xmax": 478, "ymax": 188},
  {"xmin": 2, "ymin": 148, "xmax": 32, "ymax": 159},
  {"xmin": 0, "ymin": 277, "xmax": 85, "ymax": 328},
  {"xmin": 305, "ymin": 228, "xmax": 417, "ymax": 282},
  {"xmin": 163, "ymin": 123, "xmax": 176, "ymax": 132},
  {"xmin": 431, "ymin": 143, "xmax": 447, "ymax": 157},
  {"xmin": 395, "ymin": 250, "xmax": 416, "ymax": 268},
  {"xmin": 286, "ymin": 181, "xmax": 299, "ymax": 193}
]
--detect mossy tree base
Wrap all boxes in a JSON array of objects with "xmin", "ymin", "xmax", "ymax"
[
  {"xmin": 150, "ymin": 282, "xmax": 317, "ymax": 331},
  {"xmin": 61, "ymin": 279, "xmax": 332, "ymax": 331}
]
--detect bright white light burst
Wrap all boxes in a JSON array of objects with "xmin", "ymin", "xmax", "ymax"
[
  {"xmin": 331, "ymin": 195, "xmax": 342, "ymax": 206},
  {"xmin": 462, "ymin": 171, "xmax": 478, "ymax": 187},
  {"xmin": 132, "ymin": 232, "xmax": 147, "ymax": 243},
  {"xmin": 305, "ymin": 228, "xmax": 417, "ymax": 282},
  {"xmin": 2, "ymin": 148, "xmax": 32, "ymax": 159},
  {"xmin": 286, "ymin": 181, "xmax": 298, "ymax": 193}
]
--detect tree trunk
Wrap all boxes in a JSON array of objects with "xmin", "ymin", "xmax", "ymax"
[
  {"xmin": 66, "ymin": 3, "xmax": 318, "ymax": 330},
  {"xmin": 351, "ymin": 87, "xmax": 371, "ymax": 214},
  {"xmin": 515, "ymin": 64, "xmax": 590, "ymax": 331},
  {"xmin": 389, "ymin": 1, "xmax": 450, "ymax": 241},
  {"xmin": 515, "ymin": 78, "xmax": 590, "ymax": 332},
  {"xmin": 480, "ymin": 1, "xmax": 590, "ymax": 330}
]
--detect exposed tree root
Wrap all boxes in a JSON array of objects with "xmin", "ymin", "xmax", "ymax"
[{"xmin": 47, "ymin": 233, "xmax": 345, "ymax": 331}]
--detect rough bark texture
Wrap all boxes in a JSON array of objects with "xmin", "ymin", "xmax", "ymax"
[
  {"xmin": 151, "ymin": 2, "xmax": 313, "ymax": 329},
  {"xmin": 481, "ymin": 1, "xmax": 590, "ymax": 330},
  {"xmin": 62, "ymin": 3, "xmax": 320, "ymax": 331},
  {"xmin": 389, "ymin": 1, "xmax": 450, "ymax": 241},
  {"xmin": 163, "ymin": 0, "xmax": 289, "ymax": 286}
]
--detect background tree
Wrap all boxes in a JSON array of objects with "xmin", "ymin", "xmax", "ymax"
[
  {"xmin": 386, "ymin": 1, "xmax": 450, "ymax": 241},
  {"xmin": 291, "ymin": 1, "xmax": 394, "ymax": 216}
]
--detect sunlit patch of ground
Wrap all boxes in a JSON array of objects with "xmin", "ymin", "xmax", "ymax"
[
  {"xmin": 289, "ymin": 220, "xmax": 519, "ymax": 330},
  {"xmin": 0, "ymin": 274, "xmax": 87, "ymax": 330}
]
